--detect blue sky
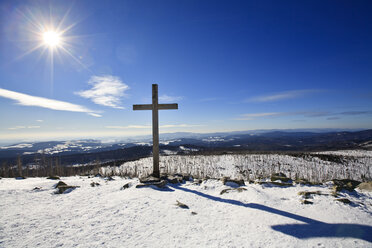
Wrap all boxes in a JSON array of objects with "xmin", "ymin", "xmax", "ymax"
[{"xmin": 0, "ymin": 0, "xmax": 371, "ymax": 142}]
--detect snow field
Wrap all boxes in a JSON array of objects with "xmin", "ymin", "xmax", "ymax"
[{"xmin": 1, "ymin": 176, "xmax": 371, "ymax": 248}]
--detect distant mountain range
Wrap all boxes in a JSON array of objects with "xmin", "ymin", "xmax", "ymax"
[{"xmin": 0, "ymin": 129, "xmax": 371, "ymax": 166}]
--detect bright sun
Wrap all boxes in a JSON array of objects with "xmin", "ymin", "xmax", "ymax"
[{"xmin": 43, "ymin": 31, "xmax": 61, "ymax": 47}]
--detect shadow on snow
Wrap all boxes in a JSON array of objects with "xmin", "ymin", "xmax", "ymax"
[{"xmin": 169, "ymin": 184, "xmax": 372, "ymax": 243}]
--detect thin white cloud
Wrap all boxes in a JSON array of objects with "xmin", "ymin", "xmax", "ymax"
[
  {"xmin": 236, "ymin": 110, "xmax": 372, "ymax": 121},
  {"xmin": 36, "ymin": 119, "xmax": 43, "ymax": 122},
  {"xmin": 105, "ymin": 125, "xmax": 151, "ymax": 129},
  {"xmin": 159, "ymin": 94, "xmax": 183, "ymax": 103},
  {"xmin": 8, "ymin": 126, "xmax": 40, "ymax": 130},
  {"xmin": 160, "ymin": 124, "xmax": 202, "ymax": 128},
  {"xmin": 0, "ymin": 88, "xmax": 100, "ymax": 117},
  {"xmin": 76, "ymin": 75, "xmax": 129, "ymax": 109},
  {"xmin": 236, "ymin": 112, "xmax": 283, "ymax": 120},
  {"xmin": 247, "ymin": 90, "xmax": 318, "ymax": 102},
  {"xmin": 8, "ymin": 126, "xmax": 26, "ymax": 130},
  {"xmin": 87, "ymin": 113, "xmax": 102, "ymax": 117},
  {"xmin": 105, "ymin": 124, "xmax": 201, "ymax": 129},
  {"xmin": 236, "ymin": 111, "xmax": 328, "ymax": 120},
  {"xmin": 28, "ymin": 126, "xmax": 40, "ymax": 129}
]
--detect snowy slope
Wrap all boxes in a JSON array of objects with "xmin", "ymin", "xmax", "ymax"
[{"xmin": 1, "ymin": 177, "xmax": 371, "ymax": 248}]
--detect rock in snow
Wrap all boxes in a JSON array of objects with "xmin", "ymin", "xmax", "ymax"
[{"xmin": 358, "ymin": 182, "xmax": 372, "ymax": 192}]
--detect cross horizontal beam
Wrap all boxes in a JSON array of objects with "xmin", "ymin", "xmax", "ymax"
[{"xmin": 133, "ymin": 103, "xmax": 178, "ymax": 111}]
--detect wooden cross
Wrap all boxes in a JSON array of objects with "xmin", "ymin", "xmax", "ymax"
[{"xmin": 133, "ymin": 84, "xmax": 178, "ymax": 178}]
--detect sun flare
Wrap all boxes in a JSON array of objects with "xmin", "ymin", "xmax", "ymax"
[
  {"xmin": 14, "ymin": 7, "xmax": 91, "ymax": 74},
  {"xmin": 43, "ymin": 31, "xmax": 61, "ymax": 47}
]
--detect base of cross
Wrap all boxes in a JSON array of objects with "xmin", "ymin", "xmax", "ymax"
[
  {"xmin": 136, "ymin": 173, "xmax": 195, "ymax": 189},
  {"xmin": 136, "ymin": 175, "xmax": 166, "ymax": 189},
  {"xmin": 139, "ymin": 175, "xmax": 161, "ymax": 183}
]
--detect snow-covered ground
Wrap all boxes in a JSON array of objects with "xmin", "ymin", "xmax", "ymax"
[{"xmin": 1, "ymin": 177, "xmax": 371, "ymax": 247}]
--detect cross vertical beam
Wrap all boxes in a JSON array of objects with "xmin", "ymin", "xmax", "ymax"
[
  {"xmin": 152, "ymin": 84, "xmax": 159, "ymax": 177},
  {"xmin": 133, "ymin": 84, "xmax": 178, "ymax": 178}
]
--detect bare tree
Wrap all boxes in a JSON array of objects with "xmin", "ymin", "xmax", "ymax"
[{"xmin": 17, "ymin": 156, "xmax": 22, "ymax": 177}]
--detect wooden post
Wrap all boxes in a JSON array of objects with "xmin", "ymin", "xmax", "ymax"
[
  {"xmin": 133, "ymin": 84, "xmax": 178, "ymax": 178},
  {"xmin": 152, "ymin": 84, "xmax": 160, "ymax": 177}
]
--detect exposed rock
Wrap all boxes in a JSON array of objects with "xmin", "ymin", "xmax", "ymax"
[
  {"xmin": 191, "ymin": 211, "xmax": 198, "ymax": 215},
  {"xmin": 54, "ymin": 181, "xmax": 67, "ymax": 188},
  {"xmin": 95, "ymin": 173, "xmax": 102, "ymax": 178},
  {"xmin": 255, "ymin": 180, "xmax": 292, "ymax": 187},
  {"xmin": 301, "ymin": 200, "xmax": 313, "ymax": 205},
  {"xmin": 271, "ymin": 173, "xmax": 291, "ymax": 183},
  {"xmin": 56, "ymin": 185, "xmax": 79, "ymax": 194},
  {"xmin": 220, "ymin": 187, "xmax": 247, "ymax": 195},
  {"xmin": 54, "ymin": 181, "xmax": 79, "ymax": 194},
  {"xmin": 160, "ymin": 174, "xmax": 186, "ymax": 184},
  {"xmin": 331, "ymin": 191, "xmax": 339, "ymax": 197},
  {"xmin": 254, "ymin": 181, "xmax": 267, "ymax": 185},
  {"xmin": 335, "ymin": 198, "xmax": 352, "ymax": 204},
  {"xmin": 122, "ymin": 183, "xmax": 131, "ymax": 190},
  {"xmin": 182, "ymin": 174, "xmax": 193, "ymax": 181},
  {"xmin": 221, "ymin": 177, "xmax": 245, "ymax": 187},
  {"xmin": 357, "ymin": 182, "xmax": 372, "ymax": 192},
  {"xmin": 202, "ymin": 176, "xmax": 211, "ymax": 182},
  {"xmin": 166, "ymin": 176, "xmax": 183, "ymax": 184},
  {"xmin": 192, "ymin": 179, "xmax": 203, "ymax": 185},
  {"xmin": 47, "ymin": 176, "xmax": 60, "ymax": 180},
  {"xmin": 297, "ymin": 191, "xmax": 323, "ymax": 199},
  {"xmin": 176, "ymin": 200, "xmax": 189, "ymax": 209},
  {"xmin": 295, "ymin": 178, "xmax": 319, "ymax": 186},
  {"xmin": 269, "ymin": 181, "xmax": 293, "ymax": 187},
  {"xmin": 90, "ymin": 182, "xmax": 100, "ymax": 187},
  {"xmin": 139, "ymin": 176, "xmax": 161, "ymax": 183},
  {"xmin": 273, "ymin": 172, "xmax": 286, "ymax": 178},
  {"xmin": 332, "ymin": 179, "xmax": 361, "ymax": 192},
  {"xmin": 105, "ymin": 176, "xmax": 115, "ymax": 181},
  {"xmin": 173, "ymin": 173, "xmax": 192, "ymax": 182},
  {"xmin": 136, "ymin": 180, "xmax": 167, "ymax": 189},
  {"xmin": 32, "ymin": 187, "xmax": 42, "ymax": 191}
]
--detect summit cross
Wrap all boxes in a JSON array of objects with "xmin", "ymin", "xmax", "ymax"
[{"xmin": 133, "ymin": 84, "xmax": 178, "ymax": 178}]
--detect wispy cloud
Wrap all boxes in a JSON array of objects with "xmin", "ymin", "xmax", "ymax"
[
  {"xmin": 8, "ymin": 126, "xmax": 26, "ymax": 130},
  {"xmin": 8, "ymin": 126, "xmax": 40, "ymax": 130},
  {"xmin": 36, "ymin": 120, "xmax": 43, "ymax": 122},
  {"xmin": 339, "ymin": 111, "xmax": 372, "ymax": 116},
  {"xmin": 106, "ymin": 125, "xmax": 151, "ymax": 129},
  {"xmin": 76, "ymin": 75, "xmax": 129, "ymax": 109},
  {"xmin": 160, "ymin": 124, "xmax": 202, "ymax": 128},
  {"xmin": 159, "ymin": 94, "xmax": 183, "ymax": 103},
  {"xmin": 327, "ymin": 117, "xmax": 340, "ymax": 120},
  {"xmin": 236, "ymin": 110, "xmax": 372, "ymax": 120},
  {"xmin": 236, "ymin": 112, "xmax": 284, "ymax": 120},
  {"xmin": 301, "ymin": 111, "xmax": 331, "ymax": 117},
  {"xmin": 247, "ymin": 90, "xmax": 318, "ymax": 102},
  {"xmin": 105, "ymin": 124, "xmax": 201, "ymax": 129},
  {"xmin": 28, "ymin": 126, "xmax": 40, "ymax": 129},
  {"xmin": 88, "ymin": 113, "xmax": 103, "ymax": 117},
  {"xmin": 0, "ymin": 88, "xmax": 101, "ymax": 117}
]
